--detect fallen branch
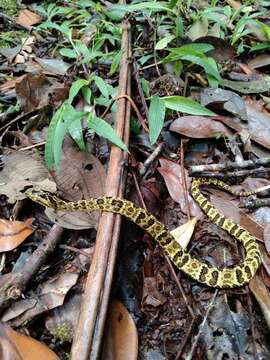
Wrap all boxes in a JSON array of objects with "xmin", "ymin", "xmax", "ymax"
[
  {"xmin": 189, "ymin": 157, "xmax": 270, "ymax": 176},
  {"xmin": 0, "ymin": 225, "xmax": 63, "ymax": 313},
  {"xmin": 70, "ymin": 17, "xmax": 132, "ymax": 360}
]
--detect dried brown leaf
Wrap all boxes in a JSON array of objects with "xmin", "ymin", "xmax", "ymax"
[
  {"xmin": 101, "ymin": 300, "xmax": 138, "ymax": 360},
  {"xmin": 158, "ymin": 158, "xmax": 202, "ymax": 218},
  {"xmin": 16, "ymin": 9, "xmax": 42, "ymax": 26},
  {"xmin": 0, "ymin": 218, "xmax": 34, "ymax": 252},
  {"xmin": 170, "ymin": 116, "xmax": 232, "ymax": 138},
  {"xmin": 0, "ymin": 323, "xmax": 59, "ymax": 360},
  {"xmin": 46, "ymin": 138, "xmax": 106, "ymax": 229}
]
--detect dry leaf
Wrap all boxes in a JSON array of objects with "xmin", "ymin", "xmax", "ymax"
[
  {"xmin": 170, "ymin": 218, "xmax": 197, "ymax": 250},
  {"xmin": 158, "ymin": 158, "xmax": 202, "ymax": 218},
  {"xmin": 16, "ymin": 9, "xmax": 42, "ymax": 27},
  {"xmin": 46, "ymin": 137, "xmax": 106, "ymax": 229},
  {"xmin": 170, "ymin": 116, "xmax": 232, "ymax": 139},
  {"xmin": 0, "ymin": 219, "xmax": 34, "ymax": 252},
  {"xmin": 0, "ymin": 323, "xmax": 59, "ymax": 360},
  {"xmin": 101, "ymin": 300, "xmax": 138, "ymax": 360},
  {"xmin": 0, "ymin": 150, "xmax": 55, "ymax": 203},
  {"xmin": 249, "ymin": 275, "xmax": 270, "ymax": 331},
  {"xmin": 1, "ymin": 273, "xmax": 78, "ymax": 326}
]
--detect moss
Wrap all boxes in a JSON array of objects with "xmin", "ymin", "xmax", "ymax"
[
  {"xmin": 0, "ymin": 30, "xmax": 26, "ymax": 48},
  {"xmin": 49, "ymin": 323, "xmax": 73, "ymax": 343},
  {"xmin": 0, "ymin": 0, "xmax": 18, "ymax": 16}
]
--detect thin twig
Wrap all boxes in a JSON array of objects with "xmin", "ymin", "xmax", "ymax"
[
  {"xmin": 139, "ymin": 142, "xmax": 164, "ymax": 176},
  {"xmin": 185, "ymin": 289, "xmax": 219, "ymax": 360}
]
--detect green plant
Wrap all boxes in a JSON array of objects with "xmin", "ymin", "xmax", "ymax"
[{"xmin": 45, "ymin": 76, "xmax": 127, "ymax": 169}]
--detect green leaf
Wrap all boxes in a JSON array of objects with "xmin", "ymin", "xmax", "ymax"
[
  {"xmin": 60, "ymin": 48, "xmax": 77, "ymax": 59},
  {"xmin": 109, "ymin": 49, "xmax": 122, "ymax": 75},
  {"xmin": 82, "ymin": 86, "xmax": 92, "ymax": 104},
  {"xmin": 93, "ymin": 76, "xmax": 109, "ymax": 98},
  {"xmin": 111, "ymin": 2, "xmax": 174, "ymax": 14},
  {"xmin": 155, "ymin": 34, "xmax": 175, "ymax": 50},
  {"xmin": 148, "ymin": 96, "xmax": 166, "ymax": 144},
  {"xmin": 68, "ymin": 117, "xmax": 85, "ymax": 151},
  {"xmin": 163, "ymin": 96, "xmax": 216, "ymax": 115},
  {"xmin": 87, "ymin": 114, "xmax": 128, "ymax": 152},
  {"xmin": 45, "ymin": 102, "xmax": 86, "ymax": 169},
  {"xmin": 68, "ymin": 79, "xmax": 89, "ymax": 104}
]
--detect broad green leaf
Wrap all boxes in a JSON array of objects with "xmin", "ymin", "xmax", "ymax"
[
  {"xmin": 68, "ymin": 79, "xmax": 89, "ymax": 104},
  {"xmin": 109, "ymin": 49, "xmax": 122, "ymax": 75},
  {"xmin": 169, "ymin": 43, "xmax": 214, "ymax": 55},
  {"xmin": 93, "ymin": 76, "xmax": 109, "ymax": 98},
  {"xmin": 155, "ymin": 34, "xmax": 175, "ymax": 50},
  {"xmin": 148, "ymin": 96, "xmax": 166, "ymax": 144},
  {"xmin": 53, "ymin": 104, "xmax": 86, "ymax": 167},
  {"xmin": 163, "ymin": 96, "xmax": 216, "ymax": 116},
  {"xmin": 68, "ymin": 118, "xmax": 85, "ymax": 151},
  {"xmin": 45, "ymin": 102, "xmax": 86, "ymax": 169},
  {"xmin": 45, "ymin": 105, "xmax": 65, "ymax": 169},
  {"xmin": 82, "ymin": 86, "xmax": 92, "ymax": 104},
  {"xmin": 60, "ymin": 48, "xmax": 77, "ymax": 59},
  {"xmin": 87, "ymin": 114, "xmax": 128, "ymax": 152},
  {"xmin": 111, "ymin": 2, "xmax": 174, "ymax": 14}
]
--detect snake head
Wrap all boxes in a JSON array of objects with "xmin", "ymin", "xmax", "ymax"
[{"xmin": 24, "ymin": 188, "xmax": 57, "ymax": 208}]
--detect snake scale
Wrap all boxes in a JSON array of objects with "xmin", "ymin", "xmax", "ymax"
[{"xmin": 25, "ymin": 177, "xmax": 261, "ymax": 288}]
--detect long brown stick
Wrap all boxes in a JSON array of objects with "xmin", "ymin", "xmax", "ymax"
[{"xmin": 70, "ymin": 18, "xmax": 131, "ymax": 360}]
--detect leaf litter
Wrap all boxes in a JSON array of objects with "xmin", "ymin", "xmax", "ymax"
[{"xmin": 0, "ymin": 0, "xmax": 270, "ymax": 359}]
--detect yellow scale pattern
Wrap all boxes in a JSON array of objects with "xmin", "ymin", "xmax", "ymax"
[{"xmin": 25, "ymin": 177, "xmax": 261, "ymax": 288}]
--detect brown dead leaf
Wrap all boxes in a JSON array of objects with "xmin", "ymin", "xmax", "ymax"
[
  {"xmin": 195, "ymin": 36, "xmax": 235, "ymax": 62},
  {"xmin": 46, "ymin": 137, "xmax": 106, "ymax": 229},
  {"xmin": 101, "ymin": 300, "xmax": 138, "ymax": 360},
  {"xmin": 0, "ymin": 323, "xmax": 59, "ymax": 360},
  {"xmin": 170, "ymin": 116, "xmax": 232, "ymax": 138},
  {"xmin": 249, "ymin": 275, "xmax": 270, "ymax": 331},
  {"xmin": 16, "ymin": 9, "xmax": 42, "ymax": 27},
  {"xmin": 158, "ymin": 158, "xmax": 202, "ymax": 218},
  {"xmin": 0, "ymin": 149, "xmax": 55, "ymax": 203},
  {"xmin": 170, "ymin": 218, "xmax": 197, "ymax": 250},
  {"xmin": 15, "ymin": 73, "xmax": 68, "ymax": 112},
  {"xmin": 0, "ymin": 218, "xmax": 34, "ymax": 252}
]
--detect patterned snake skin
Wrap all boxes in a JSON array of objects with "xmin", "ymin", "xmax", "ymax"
[{"xmin": 25, "ymin": 177, "xmax": 261, "ymax": 288}]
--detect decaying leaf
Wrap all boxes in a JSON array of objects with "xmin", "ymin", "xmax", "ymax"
[
  {"xmin": 170, "ymin": 116, "xmax": 232, "ymax": 138},
  {"xmin": 0, "ymin": 323, "xmax": 59, "ymax": 360},
  {"xmin": 170, "ymin": 218, "xmax": 197, "ymax": 250},
  {"xmin": 0, "ymin": 150, "xmax": 55, "ymax": 203},
  {"xmin": 45, "ymin": 292, "xmax": 82, "ymax": 343},
  {"xmin": 158, "ymin": 158, "xmax": 202, "ymax": 218},
  {"xmin": 249, "ymin": 275, "xmax": 270, "ymax": 331},
  {"xmin": 16, "ymin": 9, "xmax": 42, "ymax": 27},
  {"xmin": 0, "ymin": 219, "xmax": 34, "ymax": 252},
  {"xmin": 200, "ymin": 88, "xmax": 248, "ymax": 121},
  {"xmin": 101, "ymin": 300, "xmax": 138, "ymax": 360},
  {"xmin": 45, "ymin": 137, "xmax": 106, "ymax": 229},
  {"xmin": 1, "ymin": 273, "xmax": 78, "ymax": 327}
]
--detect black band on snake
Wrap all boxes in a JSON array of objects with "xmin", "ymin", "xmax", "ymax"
[{"xmin": 25, "ymin": 177, "xmax": 261, "ymax": 288}]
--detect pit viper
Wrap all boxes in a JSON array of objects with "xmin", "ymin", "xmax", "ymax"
[{"xmin": 25, "ymin": 177, "xmax": 261, "ymax": 288}]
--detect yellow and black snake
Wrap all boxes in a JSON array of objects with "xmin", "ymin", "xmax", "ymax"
[{"xmin": 25, "ymin": 178, "xmax": 261, "ymax": 288}]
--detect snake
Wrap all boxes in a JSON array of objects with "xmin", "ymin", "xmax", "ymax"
[{"xmin": 25, "ymin": 177, "xmax": 261, "ymax": 288}]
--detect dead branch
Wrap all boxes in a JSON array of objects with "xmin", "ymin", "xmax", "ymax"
[
  {"xmin": 0, "ymin": 225, "xmax": 63, "ymax": 313},
  {"xmin": 189, "ymin": 157, "xmax": 270, "ymax": 176},
  {"xmin": 70, "ymin": 17, "xmax": 132, "ymax": 360}
]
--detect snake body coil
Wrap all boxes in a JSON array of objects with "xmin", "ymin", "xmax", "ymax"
[{"xmin": 25, "ymin": 178, "xmax": 261, "ymax": 288}]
